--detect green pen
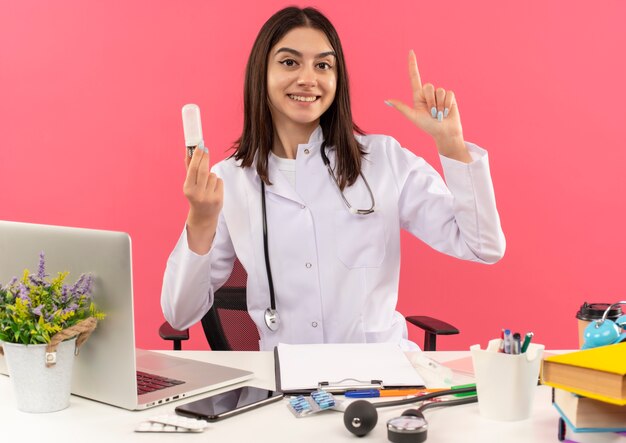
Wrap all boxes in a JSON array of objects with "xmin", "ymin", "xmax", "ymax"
[
  {"xmin": 451, "ymin": 383, "xmax": 476, "ymax": 397},
  {"xmin": 521, "ymin": 332, "xmax": 534, "ymax": 353}
]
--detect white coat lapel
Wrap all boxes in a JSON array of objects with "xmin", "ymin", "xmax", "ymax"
[
  {"xmin": 264, "ymin": 155, "xmax": 305, "ymax": 205},
  {"xmin": 263, "ymin": 126, "xmax": 325, "ymax": 204}
]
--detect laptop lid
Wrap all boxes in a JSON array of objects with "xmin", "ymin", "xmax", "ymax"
[{"xmin": 0, "ymin": 221, "xmax": 252, "ymax": 410}]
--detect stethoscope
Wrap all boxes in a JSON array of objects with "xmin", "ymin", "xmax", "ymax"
[
  {"xmin": 343, "ymin": 386, "xmax": 478, "ymax": 441},
  {"xmin": 261, "ymin": 144, "xmax": 376, "ymax": 331}
]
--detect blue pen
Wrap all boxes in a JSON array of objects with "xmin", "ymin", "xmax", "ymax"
[{"xmin": 344, "ymin": 389, "xmax": 380, "ymax": 398}]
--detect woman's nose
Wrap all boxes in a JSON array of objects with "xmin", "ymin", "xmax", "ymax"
[{"xmin": 297, "ymin": 66, "xmax": 317, "ymax": 87}]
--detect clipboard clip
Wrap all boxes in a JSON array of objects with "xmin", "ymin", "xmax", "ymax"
[{"xmin": 318, "ymin": 378, "xmax": 384, "ymax": 393}]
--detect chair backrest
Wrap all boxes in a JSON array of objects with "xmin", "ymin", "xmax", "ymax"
[{"xmin": 200, "ymin": 258, "xmax": 260, "ymax": 351}]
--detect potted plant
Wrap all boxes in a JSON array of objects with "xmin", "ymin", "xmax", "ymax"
[{"xmin": 0, "ymin": 252, "xmax": 105, "ymax": 412}]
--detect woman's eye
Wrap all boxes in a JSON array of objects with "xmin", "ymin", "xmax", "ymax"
[
  {"xmin": 280, "ymin": 59, "xmax": 297, "ymax": 67},
  {"xmin": 317, "ymin": 62, "xmax": 332, "ymax": 70}
]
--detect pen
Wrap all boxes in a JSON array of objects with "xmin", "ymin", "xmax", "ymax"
[
  {"xmin": 344, "ymin": 389, "xmax": 380, "ymax": 398},
  {"xmin": 503, "ymin": 329, "xmax": 512, "ymax": 354},
  {"xmin": 344, "ymin": 388, "xmax": 446, "ymax": 398},
  {"xmin": 344, "ymin": 385, "xmax": 471, "ymax": 399},
  {"xmin": 380, "ymin": 388, "xmax": 446, "ymax": 397},
  {"xmin": 512, "ymin": 332, "xmax": 521, "ymax": 355},
  {"xmin": 451, "ymin": 383, "xmax": 477, "ymax": 397},
  {"xmin": 521, "ymin": 332, "xmax": 534, "ymax": 353}
]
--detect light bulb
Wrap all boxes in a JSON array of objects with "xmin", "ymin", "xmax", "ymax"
[{"xmin": 181, "ymin": 104, "xmax": 205, "ymax": 155}]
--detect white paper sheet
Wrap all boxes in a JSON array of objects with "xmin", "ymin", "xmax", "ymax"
[{"xmin": 275, "ymin": 342, "xmax": 425, "ymax": 392}]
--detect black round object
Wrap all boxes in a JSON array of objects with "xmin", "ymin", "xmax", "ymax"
[
  {"xmin": 576, "ymin": 302, "xmax": 622, "ymax": 321},
  {"xmin": 386, "ymin": 416, "xmax": 428, "ymax": 443},
  {"xmin": 387, "ymin": 410, "xmax": 428, "ymax": 443},
  {"xmin": 343, "ymin": 400, "xmax": 378, "ymax": 437}
]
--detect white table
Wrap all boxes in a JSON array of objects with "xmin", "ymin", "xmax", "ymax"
[{"xmin": 0, "ymin": 351, "xmax": 561, "ymax": 442}]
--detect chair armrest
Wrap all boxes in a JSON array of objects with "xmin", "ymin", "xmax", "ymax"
[
  {"xmin": 405, "ymin": 315, "xmax": 460, "ymax": 351},
  {"xmin": 405, "ymin": 316, "xmax": 459, "ymax": 335},
  {"xmin": 159, "ymin": 321, "xmax": 189, "ymax": 351}
]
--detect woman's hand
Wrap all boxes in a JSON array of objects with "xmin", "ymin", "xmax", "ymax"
[
  {"xmin": 386, "ymin": 50, "xmax": 470, "ymax": 162},
  {"xmin": 183, "ymin": 146, "xmax": 223, "ymax": 254}
]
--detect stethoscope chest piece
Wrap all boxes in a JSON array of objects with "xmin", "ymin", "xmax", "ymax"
[
  {"xmin": 264, "ymin": 308, "xmax": 280, "ymax": 332},
  {"xmin": 386, "ymin": 415, "xmax": 428, "ymax": 443}
]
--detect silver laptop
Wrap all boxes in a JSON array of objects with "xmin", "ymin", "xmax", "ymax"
[{"xmin": 0, "ymin": 221, "xmax": 252, "ymax": 410}]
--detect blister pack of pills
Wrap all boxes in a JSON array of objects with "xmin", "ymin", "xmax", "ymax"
[
  {"xmin": 135, "ymin": 414, "xmax": 210, "ymax": 433},
  {"xmin": 287, "ymin": 390, "xmax": 339, "ymax": 418}
]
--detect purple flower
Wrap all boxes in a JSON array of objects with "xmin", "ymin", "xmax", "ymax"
[
  {"xmin": 32, "ymin": 304, "xmax": 44, "ymax": 316},
  {"xmin": 1, "ymin": 280, "xmax": 11, "ymax": 292},
  {"xmin": 69, "ymin": 274, "xmax": 86, "ymax": 295},
  {"xmin": 62, "ymin": 303, "xmax": 78, "ymax": 315},
  {"xmin": 18, "ymin": 283, "xmax": 30, "ymax": 302},
  {"xmin": 69, "ymin": 273, "xmax": 94, "ymax": 298},
  {"xmin": 82, "ymin": 274, "xmax": 94, "ymax": 298},
  {"xmin": 28, "ymin": 275, "xmax": 43, "ymax": 286},
  {"xmin": 60, "ymin": 285, "xmax": 69, "ymax": 302},
  {"xmin": 37, "ymin": 251, "xmax": 47, "ymax": 279}
]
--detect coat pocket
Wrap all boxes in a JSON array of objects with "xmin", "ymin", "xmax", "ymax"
[{"xmin": 334, "ymin": 209, "xmax": 386, "ymax": 268}]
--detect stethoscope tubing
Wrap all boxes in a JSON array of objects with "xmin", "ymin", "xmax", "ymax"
[
  {"xmin": 260, "ymin": 144, "xmax": 376, "ymax": 331},
  {"xmin": 260, "ymin": 181, "xmax": 277, "ymax": 312},
  {"xmin": 370, "ymin": 386, "xmax": 477, "ymax": 409}
]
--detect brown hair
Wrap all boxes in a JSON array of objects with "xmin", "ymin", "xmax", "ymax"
[{"xmin": 232, "ymin": 6, "xmax": 365, "ymax": 189}]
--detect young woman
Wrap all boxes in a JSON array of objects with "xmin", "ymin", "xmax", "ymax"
[{"xmin": 161, "ymin": 6, "xmax": 505, "ymax": 351}]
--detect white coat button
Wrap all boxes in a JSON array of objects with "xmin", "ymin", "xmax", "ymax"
[
  {"xmin": 304, "ymin": 148, "xmax": 310, "ymax": 155},
  {"xmin": 300, "ymin": 204, "xmax": 305, "ymax": 209},
  {"xmin": 311, "ymin": 322, "xmax": 318, "ymax": 328},
  {"xmin": 305, "ymin": 263, "xmax": 312, "ymax": 268}
]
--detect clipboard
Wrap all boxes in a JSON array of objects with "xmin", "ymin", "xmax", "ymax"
[{"xmin": 274, "ymin": 343, "xmax": 426, "ymax": 394}]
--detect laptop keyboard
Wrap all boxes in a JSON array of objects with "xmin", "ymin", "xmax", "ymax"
[{"xmin": 136, "ymin": 371, "xmax": 185, "ymax": 396}]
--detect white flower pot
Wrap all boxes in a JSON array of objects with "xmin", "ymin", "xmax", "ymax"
[{"xmin": 1, "ymin": 337, "xmax": 76, "ymax": 413}]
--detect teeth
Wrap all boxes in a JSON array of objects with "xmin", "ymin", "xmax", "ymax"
[{"xmin": 289, "ymin": 94, "xmax": 317, "ymax": 102}]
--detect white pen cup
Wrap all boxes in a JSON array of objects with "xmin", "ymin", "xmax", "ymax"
[{"xmin": 470, "ymin": 339, "xmax": 545, "ymax": 421}]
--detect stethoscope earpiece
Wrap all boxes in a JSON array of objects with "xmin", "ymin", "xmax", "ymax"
[{"xmin": 343, "ymin": 400, "xmax": 378, "ymax": 437}]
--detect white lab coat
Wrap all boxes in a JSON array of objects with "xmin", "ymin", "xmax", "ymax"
[{"xmin": 161, "ymin": 127, "xmax": 505, "ymax": 351}]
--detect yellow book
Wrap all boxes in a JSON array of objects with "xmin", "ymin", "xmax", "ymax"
[{"xmin": 541, "ymin": 343, "xmax": 626, "ymax": 406}]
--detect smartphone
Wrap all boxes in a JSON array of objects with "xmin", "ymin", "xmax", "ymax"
[{"xmin": 175, "ymin": 386, "xmax": 284, "ymax": 421}]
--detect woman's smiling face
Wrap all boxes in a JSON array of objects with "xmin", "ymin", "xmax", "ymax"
[{"xmin": 266, "ymin": 26, "xmax": 337, "ymax": 130}]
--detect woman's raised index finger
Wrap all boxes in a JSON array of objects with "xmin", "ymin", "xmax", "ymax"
[{"xmin": 408, "ymin": 50, "xmax": 423, "ymax": 94}]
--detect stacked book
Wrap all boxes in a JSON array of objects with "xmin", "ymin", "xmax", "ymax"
[{"xmin": 541, "ymin": 342, "xmax": 626, "ymax": 442}]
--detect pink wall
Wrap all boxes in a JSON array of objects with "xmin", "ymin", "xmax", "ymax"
[{"xmin": 1, "ymin": 1, "xmax": 625, "ymax": 351}]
